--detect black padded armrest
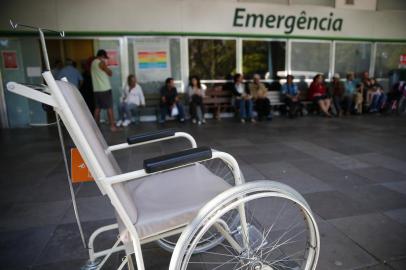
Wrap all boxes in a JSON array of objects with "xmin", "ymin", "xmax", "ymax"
[
  {"xmin": 143, "ymin": 146, "xmax": 212, "ymax": 173},
  {"xmin": 127, "ymin": 129, "xmax": 176, "ymax": 145}
]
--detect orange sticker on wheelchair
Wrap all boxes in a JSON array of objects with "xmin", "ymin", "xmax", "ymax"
[{"xmin": 71, "ymin": 148, "xmax": 94, "ymax": 183}]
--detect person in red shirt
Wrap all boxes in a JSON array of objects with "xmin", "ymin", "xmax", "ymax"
[{"xmin": 309, "ymin": 74, "xmax": 332, "ymax": 117}]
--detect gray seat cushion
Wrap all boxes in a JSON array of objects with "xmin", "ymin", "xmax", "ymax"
[{"xmin": 126, "ymin": 163, "xmax": 230, "ymax": 240}]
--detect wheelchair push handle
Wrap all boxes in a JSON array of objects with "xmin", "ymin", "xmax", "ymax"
[{"xmin": 143, "ymin": 146, "xmax": 212, "ymax": 173}]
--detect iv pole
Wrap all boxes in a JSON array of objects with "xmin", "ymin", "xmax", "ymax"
[{"xmin": 9, "ymin": 20, "xmax": 87, "ymax": 249}]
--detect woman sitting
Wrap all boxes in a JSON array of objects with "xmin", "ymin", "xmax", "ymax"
[
  {"xmin": 116, "ymin": 75, "xmax": 145, "ymax": 127},
  {"xmin": 232, "ymin": 73, "xmax": 255, "ymax": 123},
  {"xmin": 187, "ymin": 76, "xmax": 206, "ymax": 125},
  {"xmin": 309, "ymin": 74, "xmax": 332, "ymax": 117}
]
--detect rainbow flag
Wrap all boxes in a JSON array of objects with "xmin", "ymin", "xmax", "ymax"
[{"xmin": 138, "ymin": 51, "xmax": 168, "ymax": 69}]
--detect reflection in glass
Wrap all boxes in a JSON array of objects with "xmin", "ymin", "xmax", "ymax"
[
  {"xmin": 243, "ymin": 40, "xmax": 286, "ymax": 79},
  {"xmin": 189, "ymin": 39, "xmax": 236, "ymax": 80}
]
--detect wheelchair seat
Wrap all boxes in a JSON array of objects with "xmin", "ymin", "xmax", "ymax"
[
  {"xmin": 53, "ymin": 80, "xmax": 230, "ymax": 241},
  {"xmin": 128, "ymin": 163, "xmax": 230, "ymax": 239}
]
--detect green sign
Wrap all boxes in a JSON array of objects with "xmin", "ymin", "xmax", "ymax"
[{"xmin": 233, "ymin": 8, "xmax": 343, "ymax": 34}]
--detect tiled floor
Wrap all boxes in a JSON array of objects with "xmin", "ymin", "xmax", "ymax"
[{"xmin": 1, "ymin": 115, "xmax": 406, "ymax": 269}]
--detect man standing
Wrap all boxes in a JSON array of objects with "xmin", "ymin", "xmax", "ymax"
[
  {"xmin": 56, "ymin": 59, "xmax": 83, "ymax": 89},
  {"xmin": 91, "ymin": 49, "xmax": 117, "ymax": 131}
]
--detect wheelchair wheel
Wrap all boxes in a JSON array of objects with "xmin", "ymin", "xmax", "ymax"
[
  {"xmin": 169, "ymin": 180, "xmax": 320, "ymax": 270},
  {"xmin": 157, "ymin": 158, "xmax": 242, "ymax": 253}
]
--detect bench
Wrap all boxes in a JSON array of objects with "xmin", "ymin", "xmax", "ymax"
[{"xmin": 203, "ymin": 86, "xmax": 233, "ymax": 119}]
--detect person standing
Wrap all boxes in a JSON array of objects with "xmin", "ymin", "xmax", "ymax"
[
  {"xmin": 56, "ymin": 59, "xmax": 83, "ymax": 89},
  {"xmin": 91, "ymin": 49, "xmax": 117, "ymax": 131}
]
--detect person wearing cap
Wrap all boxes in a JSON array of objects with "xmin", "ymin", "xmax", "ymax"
[
  {"xmin": 91, "ymin": 49, "xmax": 117, "ymax": 131},
  {"xmin": 281, "ymin": 75, "xmax": 302, "ymax": 118},
  {"xmin": 56, "ymin": 58, "xmax": 83, "ymax": 89},
  {"xmin": 330, "ymin": 73, "xmax": 344, "ymax": 116},
  {"xmin": 249, "ymin": 74, "xmax": 271, "ymax": 121}
]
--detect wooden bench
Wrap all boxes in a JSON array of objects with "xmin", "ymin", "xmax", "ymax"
[{"xmin": 203, "ymin": 86, "xmax": 233, "ymax": 119}]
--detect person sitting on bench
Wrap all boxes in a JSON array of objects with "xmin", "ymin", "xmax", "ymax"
[
  {"xmin": 187, "ymin": 76, "xmax": 206, "ymax": 125},
  {"xmin": 159, "ymin": 77, "xmax": 185, "ymax": 123},
  {"xmin": 249, "ymin": 74, "xmax": 271, "ymax": 121},
  {"xmin": 232, "ymin": 73, "xmax": 255, "ymax": 123},
  {"xmin": 282, "ymin": 75, "xmax": 302, "ymax": 118},
  {"xmin": 116, "ymin": 74, "xmax": 145, "ymax": 127}
]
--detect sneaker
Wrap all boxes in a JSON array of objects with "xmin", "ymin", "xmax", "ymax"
[
  {"xmin": 180, "ymin": 118, "xmax": 185, "ymax": 123},
  {"xmin": 202, "ymin": 119, "xmax": 206, "ymax": 124},
  {"xmin": 250, "ymin": 118, "xmax": 256, "ymax": 123},
  {"xmin": 192, "ymin": 119, "xmax": 197, "ymax": 124},
  {"xmin": 240, "ymin": 119, "xmax": 245, "ymax": 123},
  {"xmin": 116, "ymin": 120, "xmax": 123, "ymax": 127},
  {"xmin": 122, "ymin": 119, "xmax": 131, "ymax": 127},
  {"xmin": 198, "ymin": 121, "xmax": 202, "ymax": 125}
]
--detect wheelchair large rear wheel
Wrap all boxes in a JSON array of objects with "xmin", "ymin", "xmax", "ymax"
[{"xmin": 169, "ymin": 180, "xmax": 320, "ymax": 270}]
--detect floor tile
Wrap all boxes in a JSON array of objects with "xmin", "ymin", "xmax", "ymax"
[
  {"xmin": 350, "ymin": 167, "xmax": 406, "ymax": 184},
  {"xmin": 304, "ymin": 191, "xmax": 374, "ymax": 220},
  {"xmin": 330, "ymin": 213, "xmax": 406, "ymax": 261},
  {"xmin": 316, "ymin": 220, "xmax": 377, "ymax": 270}
]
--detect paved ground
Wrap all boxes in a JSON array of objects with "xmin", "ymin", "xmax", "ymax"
[{"xmin": 0, "ymin": 115, "xmax": 406, "ymax": 270}]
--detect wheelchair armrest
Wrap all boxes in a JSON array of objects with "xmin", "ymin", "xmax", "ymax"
[
  {"xmin": 127, "ymin": 129, "xmax": 176, "ymax": 145},
  {"xmin": 143, "ymin": 146, "xmax": 212, "ymax": 173}
]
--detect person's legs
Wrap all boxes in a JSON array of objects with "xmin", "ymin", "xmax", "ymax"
[
  {"xmin": 160, "ymin": 104, "xmax": 167, "ymax": 123},
  {"xmin": 126, "ymin": 103, "xmax": 138, "ymax": 123},
  {"xmin": 176, "ymin": 102, "xmax": 185, "ymax": 122},
  {"xmin": 189, "ymin": 102, "xmax": 197, "ymax": 121},
  {"xmin": 354, "ymin": 93, "xmax": 363, "ymax": 113},
  {"xmin": 239, "ymin": 99, "xmax": 247, "ymax": 119},
  {"xmin": 333, "ymin": 96, "xmax": 342, "ymax": 115},
  {"xmin": 107, "ymin": 108, "xmax": 116, "ymax": 130},
  {"xmin": 326, "ymin": 98, "xmax": 332, "ymax": 112},
  {"xmin": 94, "ymin": 108, "xmax": 101, "ymax": 124},
  {"xmin": 196, "ymin": 106, "xmax": 203, "ymax": 123},
  {"xmin": 285, "ymin": 98, "xmax": 294, "ymax": 117},
  {"xmin": 118, "ymin": 102, "xmax": 126, "ymax": 120},
  {"xmin": 246, "ymin": 99, "xmax": 254, "ymax": 119}
]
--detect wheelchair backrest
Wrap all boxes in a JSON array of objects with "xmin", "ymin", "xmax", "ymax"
[{"xmin": 49, "ymin": 77, "xmax": 138, "ymax": 222}]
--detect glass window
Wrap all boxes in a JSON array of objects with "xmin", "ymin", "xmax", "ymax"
[
  {"xmin": 128, "ymin": 37, "xmax": 181, "ymax": 93},
  {"xmin": 375, "ymin": 43, "xmax": 406, "ymax": 78},
  {"xmin": 243, "ymin": 40, "xmax": 286, "ymax": 79},
  {"xmin": 335, "ymin": 42, "xmax": 371, "ymax": 78},
  {"xmin": 291, "ymin": 41, "xmax": 330, "ymax": 77},
  {"xmin": 188, "ymin": 39, "xmax": 236, "ymax": 80}
]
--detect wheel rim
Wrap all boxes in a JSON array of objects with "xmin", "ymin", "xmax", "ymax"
[{"xmin": 172, "ymin": 187, "xmax": 319, "ymax": 270}]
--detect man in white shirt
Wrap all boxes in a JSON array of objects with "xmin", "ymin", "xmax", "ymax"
[{"xmin": 117, "ymin": 75, "xmax": 145, "ymax": 127}]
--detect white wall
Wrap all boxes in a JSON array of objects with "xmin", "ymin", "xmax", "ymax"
[
  {"xmin": 1, "ymin": 0, "xmax": 405, "ymax": 40},
  {"xmin": 335, "ymin": 0, "xmax": 377, "ymax": 10}
]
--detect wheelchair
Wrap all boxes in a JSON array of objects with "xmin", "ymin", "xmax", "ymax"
[{"xmin": 6, "ymin": 27, "xmax": 320, "ymax": 270}]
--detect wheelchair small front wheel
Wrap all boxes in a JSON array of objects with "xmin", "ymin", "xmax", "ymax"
[{"xmin": 169, "ymin": 180, "xmax": 320, "ymax": 270}]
